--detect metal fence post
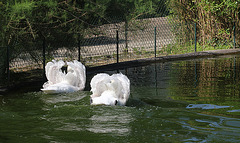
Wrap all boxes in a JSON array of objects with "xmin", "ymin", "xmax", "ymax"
[
  {"xmin": 233, "ymin": 22, "xmax": 236, "ymax": 49},
  {"xmin": 194, "ymin": 23, "xmax": 197, "ymax": 52},
  {"xmin": 116, "ymin": 30, "xmax": 119, "ymax": 63},
  {"xmin": 78, "ymin": 38, "xmax": 81, "ymax": 61},
  {"xmin": 125, "ymin": 21, "xmax": 128, "ymax": 53},
  {"xmin": 7, "ymin": 45, "xmax": 10, "ymax": 84},
  {"xmin": 42, "ymin": 38, "xmax": 46, "ymax": 80},
  {"xmin": 154, "ymin": 27, "xmax": 157, "ymax": 58}
]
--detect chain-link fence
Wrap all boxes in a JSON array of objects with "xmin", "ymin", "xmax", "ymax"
[
  {"xmin": 4, "ymin": 19, "xmax": 170, "ymax": 69},
  {"xmin": 0, "ymin": 1, "xmax": 239, "ymax": 86},
  {"xmin": 7, "ymin": 17, "xmax": 184, "ymax": 70}
]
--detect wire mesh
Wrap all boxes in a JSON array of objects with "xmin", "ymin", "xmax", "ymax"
[
  {"xmin": 6, "ymin": 18, "xmax": 238, "ymax": 71},
  {"xmin": 0, "ymin": 1, "xmax": 238, "ymax": 85}
]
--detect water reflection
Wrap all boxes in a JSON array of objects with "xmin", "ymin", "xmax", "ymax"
[
  {"xmin": 118, "ymin": 55, "xmax": 240, "ymax": 117},
  {"xmin": 40, "ymin": 91, "xmax": 89, "ymax": 104},
  {"xmin": 87, "ymin": 106, "xmax": 133, "ymax": 135},
  {"xmin": 1, "ymin": 55, "xmax": 240, "ymax": 142},
  {"xmin": 227, "ymin": 109, "xmax": 240, "ymax": 113},
  {"xmin": 186, "ymin": 104, "xmax": 232, "ymax": 109},
  {"xmin": 115, "ymin": 55, "xmax": 240, "ymax": 142}
]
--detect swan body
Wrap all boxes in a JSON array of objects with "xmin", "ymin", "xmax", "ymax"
[
  {"xmin": 41, "ymin": 60, "xmax": 86, "ymax": 93},
  {"xmin": 90, "ymin": 73, "xmax": 130, "ymax": 106}
]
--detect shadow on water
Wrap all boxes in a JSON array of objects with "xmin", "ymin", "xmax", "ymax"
[{"xmin": 1, "ymin": 55, "xmax": 240, "ymax": 142}]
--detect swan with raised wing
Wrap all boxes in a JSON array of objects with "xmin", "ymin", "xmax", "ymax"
[
  {"xmin": 41, "ymin": 60, "xmax": 86, "ymax": 93},
  {"xmin": 90, "ymin": 73, "xmax": 130, "ymax": 106}
]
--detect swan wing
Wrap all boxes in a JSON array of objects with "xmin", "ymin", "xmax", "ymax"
[
  {"xmin": 45, "ymin": 60, "xmax": 65, "ymax": 85},
  {"xmin": 66, "ymin": 60, "xmax": 86, "ymax": 90},
  {"xmin": 90, "ymin": 73, "xmax": 130, "ymax": 106},
  {"xmin": 41, "ymin": 82, "xmax": 79, "ymax": 93},
  {"xmin": 111, "ymin": 73, "xmax": 130, "ymax": 104},
  {"xmin": 90, "ymin": 73, "xmax": 110, "ymax": 97}
]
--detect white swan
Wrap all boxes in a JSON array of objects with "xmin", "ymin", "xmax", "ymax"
[
  {"xmin": 90, "ymin": 73, "xmax": 130, "ymax": 106},
  {"xmin": 41, "ymin": 60, "xmax": 86, "ymax": 93}
]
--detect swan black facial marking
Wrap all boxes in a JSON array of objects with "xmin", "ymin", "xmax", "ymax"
[{"xmin": 115, "ymin": 100, "xmax": 118, "ymax": 105}]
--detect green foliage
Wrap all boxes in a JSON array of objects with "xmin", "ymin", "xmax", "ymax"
[
  {"xmin": 168, "ymin": 0, "xmax": 239, "ymax": 47},
  {"xmin": 11, "ymin": 0, "xmax": 35, "ymax": 14},
  {"xmin": 0, "ymin": 0, "xmax": 164, "ymax": 51},
  {"xmin": 0, "ymin": 0, "xmax": 167, "ymax": 77},
  {"xmin": 104, "ymin": 0, "xmax": 160, "ymax": 22}
]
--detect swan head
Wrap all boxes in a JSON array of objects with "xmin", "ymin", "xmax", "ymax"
[{"xmin": 90, "ymin": 90, "xmax": 118, "ymax": 106}]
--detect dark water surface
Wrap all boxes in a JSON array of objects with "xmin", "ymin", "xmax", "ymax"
[{"xmin": 1, "ymin": 55, "xmax": 240, "ymax": 142}]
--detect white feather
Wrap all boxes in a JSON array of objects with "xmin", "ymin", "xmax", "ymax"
[
  {"xmin": 90, "ymin": 73, "xmax": 130, "ymax": 106},
  {"xmin": 41, "ymin": 60, "xmax": 86, "ymax": 93}
]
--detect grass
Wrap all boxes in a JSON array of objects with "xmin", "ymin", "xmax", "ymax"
[{"xmin": 161, "ymin": 41, "xmax": 234, "ymax": 55}]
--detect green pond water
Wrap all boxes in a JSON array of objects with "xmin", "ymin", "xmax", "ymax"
[{"xmin": 1, "ymin": 55, "xmax": 240, "ymax": 142}]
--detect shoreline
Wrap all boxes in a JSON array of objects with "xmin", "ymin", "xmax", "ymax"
[
  {"xmin": 1, "ymin": 49, "xmax": 240, "ymax": 95},
  {"xmin": 87, "ymin": 49, "xmax": 240, "ymax": 73}
]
